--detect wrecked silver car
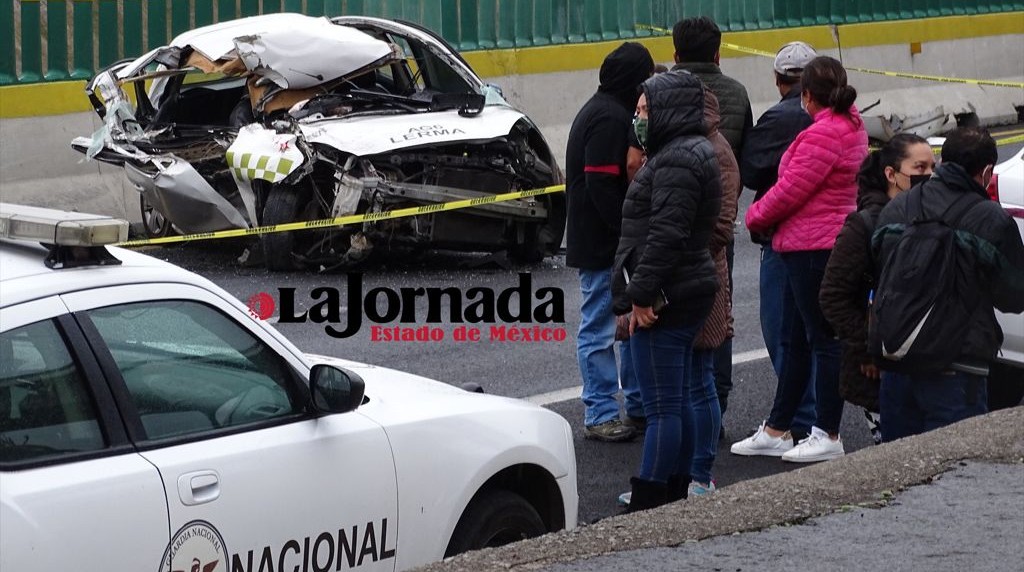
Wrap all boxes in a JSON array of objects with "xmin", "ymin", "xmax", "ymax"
[{"xmin": 72, "ymin": 13, "xmax": 564, "ymax": 270}]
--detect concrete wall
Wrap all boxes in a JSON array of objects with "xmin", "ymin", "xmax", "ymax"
[
  {"xmin": 0, "ymin": 112, "xmax": 138, "ymax": 219},
  {"xmin": 495, "ymin": 33, "xmax": 1024, "ymax": 169},
  {"xmin": 1, "ymin": 33, "xmax": 1021, "ymax": 222}
]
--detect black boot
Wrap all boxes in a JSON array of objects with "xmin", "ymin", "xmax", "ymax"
[
  {"xmin": 667, "ymin": 474, "xmax": 691, "ymax": 503},
  {"xmin": 625, "ymin": 477, "xmax": 668, "ymax": 512}
]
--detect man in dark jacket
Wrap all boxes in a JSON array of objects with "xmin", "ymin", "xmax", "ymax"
[
  {"xmin": 738, "ymin": 41, "xmax": 817, "ymax": 445},
  {"xmin": 670, "ymin": 16, "xmax": 753, "ymax": 425},
  {"xmin": 566, "ymin": 42, "xmax": 654, "ymax": 442},
  {"xmin": 872, "ymin": 127, "xmax": 1024, "ymax": 441}
]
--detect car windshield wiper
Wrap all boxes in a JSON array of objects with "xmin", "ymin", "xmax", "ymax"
[
  {"xmin": 346, "ymin": 89, "xmax": 431, "ymax": 112},
  {"xmin": 347, "ymin": 90, "xmax": 485, "ymax": 116}
]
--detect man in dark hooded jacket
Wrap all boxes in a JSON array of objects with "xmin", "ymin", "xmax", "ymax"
[
  {"xmin": 872, "ymin": 127, "xmax": 1024, "ymax": 441},
  {"xmin": 566, "ymin": 42, "xmax": 654, "ymax": 442}
]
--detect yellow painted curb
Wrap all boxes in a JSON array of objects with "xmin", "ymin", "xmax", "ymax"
[
  {"xmin": 0, "ymin": 81, "xmax": 92, "ymax": 118},
  {"xmin": 463, "ymin": 12, "xmax": 1023, "ymax": 78}
]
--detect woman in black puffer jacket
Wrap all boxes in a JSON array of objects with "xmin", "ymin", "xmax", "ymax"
[{"xmin": 611, "ymin": 70, "xmax": 721, "ymax": 511}]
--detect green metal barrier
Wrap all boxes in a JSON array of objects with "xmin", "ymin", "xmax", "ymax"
[{"xmin": 2, "ymin": 0, "xmax": 1022, "ymax": 85}]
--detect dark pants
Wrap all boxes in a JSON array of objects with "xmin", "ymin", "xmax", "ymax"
[
  {"xmin": 767, "ymin": 250, "xmax": 844, "ymax": 435},
  {"xmin": 880, "ymin": 370, "xmax": 988, "ymax": 442},
  {"xmin": 760, "ymin": 244, "xmax": 816, "ymax": 435},
  {"xmin": 713, "ymin": 240, "xmax": 734, "ymax": 415}
]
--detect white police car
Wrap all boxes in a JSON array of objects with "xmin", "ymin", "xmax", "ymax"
[
  {"xmin": 0, "ymin": 204, "xmax": 577, "ymax": 571},
  {"xmin": 990, "ymin": 146, "xmax": 1024, "ymax": 405}
]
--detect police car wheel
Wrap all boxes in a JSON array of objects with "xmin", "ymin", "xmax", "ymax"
[
  {"xmin": 262, "ymin": 184, "xmax": 314, "ymax": 271},
  {"xmin": 508, "ymin": 222, "xmax": 545, "ymax": 264},
  {"xmin": 444, "ymin": 488, "xmax": 546, "ymax": 557},
  {"xmin": 140, "ymin": 196, "xmax": 172, "ymax": 238}
]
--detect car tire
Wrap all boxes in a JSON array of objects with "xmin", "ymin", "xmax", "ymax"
[
  {"xmin": 987, "ymin": 362, "xmax": 1024, "ymax": 411},
  {"xmin": 140, "ymin": 195, "xmax": 173, "ymax": 238},
  {"xmin": 508, "ymin": 222, "xmax": 545, "ymax": 264},
  {"xmin": 444, "ymin": 488, "xmax": 546, "ymax": 557},
  {"xmin": 261, "ymin": 184, "xmax": 315, "ymax": 271},
  {"xmin": 508, "ymin": 194, "xmax": 565, "ymax": 264}
]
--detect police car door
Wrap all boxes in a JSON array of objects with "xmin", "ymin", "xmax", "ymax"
[
  {"xmin": 0, "ymin": 296, "xmax": 169, "ymax": 571},
  {"xmin": 63, "ymin": 284, "xmax": 399, "ymax": 572}
]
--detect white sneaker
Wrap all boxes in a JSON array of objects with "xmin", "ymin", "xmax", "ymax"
[
  {"xmin": 781, "ymin": 426, "xmax": 845, "ymax": 463},
  {"xmin": 730, "ymin": 421, "xmax": 794, "ymax": 457}
]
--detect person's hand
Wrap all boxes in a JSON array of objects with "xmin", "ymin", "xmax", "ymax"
[
  {"xmin": 860, "ymin": 363, "xmax": 880, "ymax": 379},
  {"xmin": 629, "ymin": 304, "xmax": 657, "ymax": 335}
]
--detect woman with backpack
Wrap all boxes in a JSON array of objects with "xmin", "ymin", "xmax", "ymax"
[
  {"xmin": 819, "ymin": 134, "xmax": 935, "ymax": 444},
  {"xmin": 732, "ymin": 56, "xmax": 868, "ymax": 462}
]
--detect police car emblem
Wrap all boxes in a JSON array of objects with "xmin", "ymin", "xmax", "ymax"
[{"xmin": 159, "ymin": 520, "xmax": 229, "ymax": 572}]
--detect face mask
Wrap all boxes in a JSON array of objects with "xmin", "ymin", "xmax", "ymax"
[
  {"xmin": 908, "ymin": 174, "xmax": 931, "ymax": 187},
  {"xmin": 633, "ymin": 115, "xmax": 649, "ymax": 150},
  {"xmin": 897, "ymin": 172, "xmax": 931, "ymax": 191},
  {"xmin": 800, "ymin": 95, "xmax": 808, "ymax": 113}
]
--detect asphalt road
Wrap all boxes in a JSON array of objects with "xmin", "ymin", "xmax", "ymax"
[{"xmin": 144, "ymin": 133, "xmax": 1024, "ymax": 525}]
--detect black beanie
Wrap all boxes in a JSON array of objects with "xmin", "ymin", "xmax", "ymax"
[{"xmin": 599, "ymin": 42, "xmax": 655, "ymax": 93}]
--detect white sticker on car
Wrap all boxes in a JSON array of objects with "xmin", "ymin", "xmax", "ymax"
[{"xmin": 159, "ymin": 520, "xmax": 230, "ymax": 572}]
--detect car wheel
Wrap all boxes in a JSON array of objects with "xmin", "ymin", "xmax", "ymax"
[
  {"xmin": 509, "ymin": 193, "xmax": 566, "ymax": 264},
  {"xmin": 140, "ymin": 196, "xmax": 173, "ymax": 238},
  {"xmin": 261, "ymin": 184, "xmax": 319, "ymax": 271},
  {"xmin": 444, "ymin": 488, "xmax": 546, "ymax": 557},
  {"xmin": 508, "ymin": 222, "xmax": 545, "ymax": 263},
  {"xmin": 987, "ymin": 362, "xmax": 1024, "ymax": 411}
]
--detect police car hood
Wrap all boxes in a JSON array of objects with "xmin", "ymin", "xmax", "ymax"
[{"xmin": 297, "ymin": 105, "xmax": 527, "ymax": 156}]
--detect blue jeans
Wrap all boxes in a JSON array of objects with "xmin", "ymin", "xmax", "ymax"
[
  {"xmin": 689, "ymin": 348, "xmax": 721, "ymax": 485},
  {"xmin": 760, "ymin": 244, "xmax": 816, "ymax": 434},
  {"xmin": 577, "ymin": 268, "xmax": 643, "ymax": 426},
  {"xmin": 630, "ymin": 322, "xmax": 702, "ymax": 483},
  {"xmin": 766, "ymin": 250, "xmax": 844, "ymax": 435},
  {"xmin": 880, "ymin": 370, "xmax": 988, "ymax": 442}
]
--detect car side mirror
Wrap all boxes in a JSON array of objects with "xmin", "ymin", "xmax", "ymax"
[{"xmin": 310, "ymin": 364, "xmax": 365, "ymax": 414}]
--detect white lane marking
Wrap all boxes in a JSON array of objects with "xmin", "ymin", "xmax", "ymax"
[
  {"xmin": 525, "ymin": 386, "xmax": 582, "ymax": 406},
  {"xmin": 525, "ymin": 347, "xmax": 770, "ymax": 407}
]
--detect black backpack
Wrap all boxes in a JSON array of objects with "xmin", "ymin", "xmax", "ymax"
[{"xmin": 868, "ymin": 188, "xmax": 982, "ymax": 373}]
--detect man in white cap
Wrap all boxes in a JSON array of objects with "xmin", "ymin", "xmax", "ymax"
[{"xmin": 733, "ymin": 41, "xmax": 819, "ymax": 453}]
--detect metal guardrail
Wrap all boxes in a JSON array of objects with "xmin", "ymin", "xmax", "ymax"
[{"xmin": 3, "ymin": 0, "xmax": 1023, "ymax": 86}]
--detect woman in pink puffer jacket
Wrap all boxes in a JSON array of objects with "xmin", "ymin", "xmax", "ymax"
[{"xmin": 733, "ymin": 56, "xmax": 868, "ymax": 464}]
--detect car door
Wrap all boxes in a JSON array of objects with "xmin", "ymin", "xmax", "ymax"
[
  {"xmin": 994, "ymin": 150, "xmax": 1024, "ymax": 363},
  {"xmin": 0, "ymin": 296, "xmax": 168, "ymax": 571},
  {"xmin": 62, "ymin": 284, "xmax": 399, "ymax": 572}
]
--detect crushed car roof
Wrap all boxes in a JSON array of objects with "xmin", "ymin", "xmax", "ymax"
[{"xmin": 119, "ymin": 13, "xmax": 395, "ymax": 88}]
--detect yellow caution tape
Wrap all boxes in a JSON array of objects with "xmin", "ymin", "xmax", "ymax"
[
  {"xmin": 637, "ymin": 24, "xmax": 1024, "ymax": 89},
  {"xmin": 117, "ymin": 184, "xmax": 565, "ymax": 247},
  {"xmin": 870, "ymin": 132, "xmax": 1024, "ymax": 153},
  {"xmin": 840, "ymin": 67, "xmax": 1024, "ymax": 89}
]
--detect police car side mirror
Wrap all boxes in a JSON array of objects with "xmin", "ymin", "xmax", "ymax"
[{"xmin": 310, "ymin": 364, "xmax": 365, "ymax": 414}]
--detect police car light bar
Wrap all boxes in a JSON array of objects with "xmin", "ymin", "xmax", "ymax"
[{"xmin": 0, "ymin": 203, "xmax": 128, "ymax": 246}]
